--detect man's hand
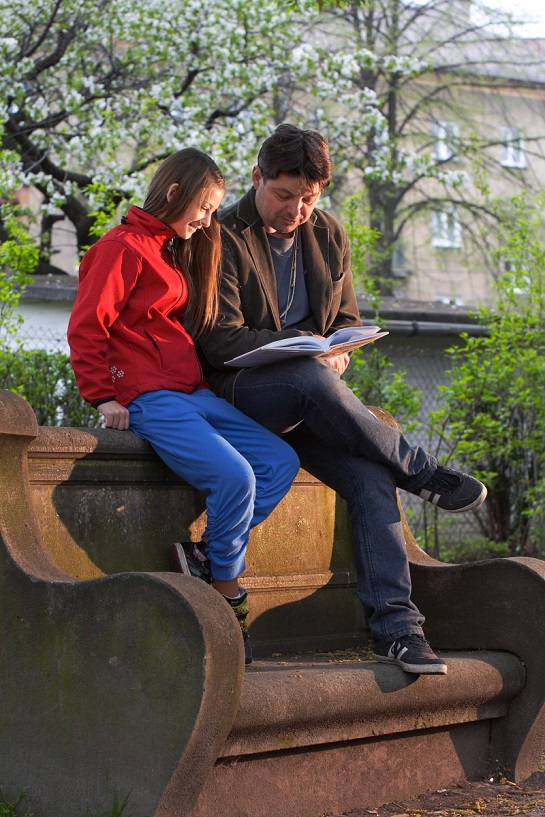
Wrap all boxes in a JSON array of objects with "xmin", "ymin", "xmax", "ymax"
[
  {"xmin": 98, "ymin": 400, "xmax": 130, "ymax": 430},
  {"xmin": 323, "ymin": 352, "xmax": 351, "ymax": 375},
  {"xmin": 311, "ymin": 335, "xmax": 350, "ymax": 375}
]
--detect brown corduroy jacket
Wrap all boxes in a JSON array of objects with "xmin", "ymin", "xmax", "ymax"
[{"xmin": 198, "ymin": 188, "xmax": 361, "ymax": 402}]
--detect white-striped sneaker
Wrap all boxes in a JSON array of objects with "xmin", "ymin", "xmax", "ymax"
[
  {"xmin": 413, "ymin": 465, "xmax": 487, "ymax": 513},
  {"xmin": 373, "ymin": 634, "xmax": 447, "ymax": 674}
]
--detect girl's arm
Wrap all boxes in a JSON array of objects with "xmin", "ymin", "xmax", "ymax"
[{"xmin": 68, "ymin": 240, "xmax": 140, "ymax": 408}]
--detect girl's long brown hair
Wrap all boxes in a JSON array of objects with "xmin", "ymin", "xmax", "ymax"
[{"xmin": 142, "ymin": 148, "xmax": 225, "ymax": 337}]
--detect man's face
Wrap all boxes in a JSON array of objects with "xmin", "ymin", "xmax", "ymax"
[{"xmin": 252, "ymin": 166, "xmax": 321, "ymax": 237}]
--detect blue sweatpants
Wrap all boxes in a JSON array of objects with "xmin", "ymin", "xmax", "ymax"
[{"xmin": 128, "ymin": 389, "xmax": 300, "ymax": 582}]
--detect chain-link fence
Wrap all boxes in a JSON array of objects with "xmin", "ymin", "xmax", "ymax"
[
  {"xmin": 376, "ymin": 334, "xmax": 490, "ymax": 557},
  {"xmin": 12, "ymin": 324, "xmax": 487, "ymax": 557},
  {"xmin": 15, "ymin": 324, "xmax": 70, "ymax": 353}
]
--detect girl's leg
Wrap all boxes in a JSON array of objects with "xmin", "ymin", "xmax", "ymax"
[
  {"xmin": 128, "ymin": 389, "xmax": 298, "ymax": 581},
  {"xmin": 129, "ymin": 389, "xmax": 298, "ymax": 667},
  {"xmin": 129, "ymin": 390, "xmax": 255, "ymax": 582},
  {"xmin": 190, "ymin": 389, "xmax": 300, "ymax": 529}
]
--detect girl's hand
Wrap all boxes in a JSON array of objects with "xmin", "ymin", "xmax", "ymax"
[{"xmin": 98, "ymin": 400, "xmax": 130, "ymax": 430}]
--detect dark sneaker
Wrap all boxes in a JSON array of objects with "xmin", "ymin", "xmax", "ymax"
[
  {"xmin": 223, "ymin": 588, "xmax": 253, "ymax": 666},
  {"xmin": 412, "ymin": 465, "xmax": 487, "ymax": 513},
  {"xmin": 169, "ymin": 541, "xmax": 213, "ymax": 584},
  {"xmin": 170, "ymin": 543, "xmax": 251, "ymax": 663},
  {"xmin": 372, "ymin": 634, "xmax": 447, "ymax": 675}
]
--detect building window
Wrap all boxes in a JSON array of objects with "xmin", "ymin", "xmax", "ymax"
[
  {"xmin": 432, "ymin": 120, "xmax": 459, "ymax": 162},
  {"xmin": 391, "ymin": 242, "xmax": 408, "ymax": 278},
  {"xmin": 431, "ymin": 208, "xmax": 461, "ymax": 248},
  {"xmin": 500, "ymin": 127, "xmax": 526, "ymax": 168}
]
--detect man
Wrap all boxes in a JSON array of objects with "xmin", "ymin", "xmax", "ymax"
[{"xmin": 198, "ymin": 124, "xmax": 487, "ymax": 675}]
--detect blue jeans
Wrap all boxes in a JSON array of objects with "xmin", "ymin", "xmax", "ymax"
[
  {"xmin": 233, "ymin": 358, "xmax": 438, "ymax": 646},
  {"xmin": 128, "ymin": 389, "xmax": 300, "ymax": 582}
]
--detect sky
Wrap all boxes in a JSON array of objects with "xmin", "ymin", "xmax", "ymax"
[{"xmin": 486, "ymin": 0, "xmax": 545, "ymax": 37}]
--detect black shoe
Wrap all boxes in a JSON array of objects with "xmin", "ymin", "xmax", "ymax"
[
  {"xmin": 412, "ymin": 465, "xmax": 487, "ymax": 513},
  {"xmin": 223, "ymin": 588, "xmax": 253, "ymax": 666},
  {"xmin": 169, "ymin": 541, "xmax": 213, "ymax": 584},
  {"xmin": 373, "ymin": 634, "xmax": 447, "ymax": 674},
  {"xmin": 170, "ymin": 544, "xmax": 251, "ymax": 663}
]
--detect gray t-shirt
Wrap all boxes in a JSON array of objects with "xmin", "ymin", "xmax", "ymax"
[{"xmin": 267, "ymin": 232, "xmax": 311, "ymax": 329}]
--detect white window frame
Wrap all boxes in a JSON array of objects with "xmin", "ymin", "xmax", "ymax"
[
  {"xmin": 432, "ymin": 120, "xmax": 459, "ymax": 162},
  {"xmin": 431, "ymin": 208, "xmax": 461, "ymax": 249},
  {"xmin": 500, "ymin": 127, "xmax": 527, "ymax": 169}
]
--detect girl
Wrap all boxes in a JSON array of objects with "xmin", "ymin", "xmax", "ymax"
[{"xmin": 67, "ymin": 148, "xmax": 300, "ymax": 665}]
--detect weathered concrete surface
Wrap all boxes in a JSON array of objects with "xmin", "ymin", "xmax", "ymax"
[
  {"xmin": 191, "ymin": 651, "xmax": 525, "ymax": 817},
  {"xmin": 3, "ymin": 392, "xmax": 545, "ymax": 817},
  {"xmin": 0, "ymin": 390, "xmax": 244, "ymax": 817},
  {"xmin": 227, "ymin": 651, "xmax": 524, "ymax": 755},
  {"xmin": 410, "ymin": 552, "xmax": 545, "ymax": 783},
  {"xmin": 27, "ymin": 424, "xmax": 368, "ymax": 654},
  {"xmin": 197, "ymin": 721, "xmax": 492, "ymax": 817}
]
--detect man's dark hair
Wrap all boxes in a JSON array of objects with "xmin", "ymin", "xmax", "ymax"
[{"xmin": 257, "ymin": 124, "xmax": 332, "ymax": 191}]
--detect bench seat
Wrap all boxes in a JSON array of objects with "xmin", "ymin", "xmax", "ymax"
[
  {"xmin": 2, "ymin": 390, "xmax": 545, "ymax": 817},
  {"xmin": 192, "ymin": 650, "xmax": 525, "ymax": 816}
]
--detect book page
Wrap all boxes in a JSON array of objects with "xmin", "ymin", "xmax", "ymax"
[{"xmin": 225, "ymin": 327, "xmax": 388, "ymax": 368}]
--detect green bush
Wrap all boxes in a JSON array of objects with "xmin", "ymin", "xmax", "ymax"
[
  {"xmin": 0, "ymin": 786, "xmax": 137, "ymax": 817},
  {"xmin": 437, "ymin": 536, "xmax": 511, "ymax": 565},
  {"xmin": 0, "ymin": 348, "xmax": 101, "ymax": 427},
  {"xmin": 430, "ymin": 192, "xmax": 545, "ymax": 557},
  {"xmin": 0, "ymin": 176, "xmax": 96, "ymax": 427},
  {"xmin": 344, "ymin": 345, "xmax": 423, "ymax": 434},
  {"xmin": 0, "ymin": 193, "xmax": 37, "ymax": 346},
  {"xmin": 341, "ymin": 192, "xmax": 424, "ymax": 433}
]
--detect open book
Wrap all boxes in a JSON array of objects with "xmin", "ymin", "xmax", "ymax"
[{"xmin": 225, "ymin": 325, "xmax": 389, "ymax": 368}]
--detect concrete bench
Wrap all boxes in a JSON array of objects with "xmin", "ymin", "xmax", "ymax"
[{"xmin": 0, "ymin": 389, "xmax": 544, "ymax": 817}]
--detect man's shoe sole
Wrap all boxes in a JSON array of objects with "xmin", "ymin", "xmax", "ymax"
[{"xmin": 372, "ymin": 652, "xmax": 448, "ymax": 675}]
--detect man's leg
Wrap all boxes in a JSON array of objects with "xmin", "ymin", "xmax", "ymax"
[
  {"xmin": 233, "ymin": 364, "xmax": 458, "ymax": 674},
  {"xmin": 286, "ymin": 424, "xmax": 424, "ymax": 646},
  {"xmin": 284, "ymin": 426, "xmax": 446, "ymax": 674},
  {"xmin": 234, "ymin": 358, "xmax": 435, "ymax": 487},
  {"xmin": 235, "ymin": 358, "xmax": 486, "ymax": 513}
]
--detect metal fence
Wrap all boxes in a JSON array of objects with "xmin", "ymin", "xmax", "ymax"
[
  {"xmin": 13, "ymin": 325, "xmax": 486, "ymax": 555},
  {"xmin": 15, "ymin": 324, "xmax": 70, "ymax": 353}
]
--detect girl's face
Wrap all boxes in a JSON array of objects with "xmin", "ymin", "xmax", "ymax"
[{"xmin": 166, "ymin": 185, "xmax": 224, "ymax": 239}]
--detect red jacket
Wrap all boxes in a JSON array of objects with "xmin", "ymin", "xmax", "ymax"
[{"xmin": 68, "ymin": 206, "xmax": 208, "ymax": 407}]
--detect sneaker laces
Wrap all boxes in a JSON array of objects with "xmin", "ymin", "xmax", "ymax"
[
  {"xmin": 423, "ymin": 467, "xmax": 461, "ymax": 493},
  {"xmin": 399, "ymin": 634, "xmax": 431, "ymax": 649}
]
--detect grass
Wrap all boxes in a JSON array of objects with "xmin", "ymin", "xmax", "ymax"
[
  {"xmin": 83, "ymin": 793, "xmax": 132, "ymax": 817},
  {"xmin": 0, "ymin": 789, "xmax": 32, "ymax": 817},
  {"xmin": 0, "ymin": 789, "xmax": 138, "ymax": 817}
]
